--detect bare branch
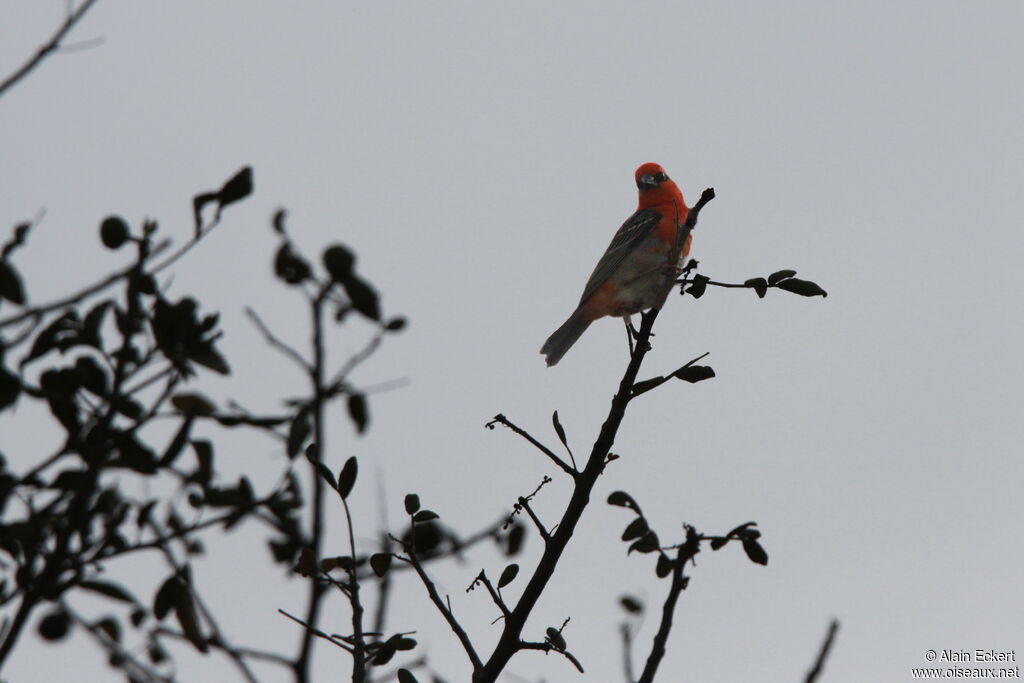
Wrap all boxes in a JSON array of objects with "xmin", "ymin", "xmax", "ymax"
[
  {"xmin": 486, "ymin": 414, "xmax": 576, "ymax": 477},
  {"xmin": 279, "ymin": 609, "xmax": 353, "ymax": 653},
  {"xmin": 630, "ymin": 351, "xmax": 711, "ymax": 399},
  {"xmin": 246, "ymin": 306, "xmax": 311, "ymax": 372},
  {"xmin": 518, "ymin": 640, "xmax": 584, "ymax": 673},
  {"xmin": 516, "ymin": 496, "xmax": 550, "ymax": 543},
  {"xmin": 637, "ymin": 527, "xmax": 701, "ymax": 683},
  {"xmin": 470, "ymin": 570, "xmax": 510, "ymax": 620},
  {"xmin": 0, "ymin": 0, "xmax": 102, "ymax": 99},
  {"xmin": 804, "ymin": 619, "xmax": 840, "ymax": 683},
  {"xmin": 0, "ymin": 240, "xmax": 170, "ymax": 330},
  {"xmin": 395, "ymin": 540, "xmax": 482, "ymax": 672}
]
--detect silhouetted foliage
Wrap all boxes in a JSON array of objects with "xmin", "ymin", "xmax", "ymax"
[{"xmin": 1, "ymin": 168, "xmax": 833, "ymax": 683}]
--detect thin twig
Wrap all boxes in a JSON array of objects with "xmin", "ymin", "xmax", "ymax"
[
  {"xmin": 804, "ymin": 619, "xmax": 840, "ymax": 683},
  {"xmin": 486, "ymin": 414, "xmax": 576, "ymax": 477},
  {"xmin": 0, "ymin": 240, "xmax": 170, "ymax": 330},
  {"xmin": 341, "ymin": 494, "xmax": 368, "ymax": 680},
  {"xmin": 472, "ymin": 570, "xmax": 510, "ymax": 620},
  {"xmin": 245, "ymin": 306, "xmax": 310, "ymax": 371},
  {"xmin": 518, "ymin": 640, "xmax": 584, "ymax": 673},
  {"xmin": 630, "ymin": 351, "xmax": 711, "ymax": 398},
  {"xmin": 620, "ymin": 622, "xmax": 635, "ymax": 683},
  {"xmin": 517, "ymin": 497, "xmax": 550, "ymax": 543},
  {"xmin": 63, "ymin": 601, "xmax": 169, "ymax": 683},
  {"xmin": 637, "ymin": 527, "xmax": 700, "ymax": 683},
  {"xmin": 0, "ymin": 0, "xmax": 102, "ymax": 99},
  {"xmin": 396, "ymin": 540, "xmax": 482, "ymax": 671},
  {"xmin": 279, "ymin": 609, "xmax": 353, "ymax": 653},
  {"xmin": 295, "ymin": 284, "xmax": 332, "ymax": 682},
  {"xmin": 155, "ymin": 627, "xmax": 292, "ymax": 667}
]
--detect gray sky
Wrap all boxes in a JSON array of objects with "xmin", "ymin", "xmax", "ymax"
[{"xmin": 3, "ymin": 2, "xmax": 1023, "ymax": 681}]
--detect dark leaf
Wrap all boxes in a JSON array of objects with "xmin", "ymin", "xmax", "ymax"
[
  {"xmin": 322, "ymin": 244, "xmax": 356, "ymax": 283},
  {"xmin": 313, "ymin": 461, "xmax": 336, "ymax": 490},
  {"xmin": 286, "ymin": 408, "xmax": 311, "ymax": 459},
  {"xmin": 93, "ymin": 616, "xmax": 121, "ymax": 643},
  {"xmin": 709, "ymin": 537, "xmax": 729, "ymax": 550},
  {"xmin": 724, "ymin": 521, "xmax": 758, "ymax": 538},
  {"xmin": 397, "ymin": 669, "xmax": 419, "ymax": 683},
  {"xmin": 744, "ymin": 277, "xmax": 768, "ymax": 299},
  {"xmin": 73, "ymin": 356, "xmax": 107, "ymax": 396},
  {"xmin": 193, "ymin": 167, "xmax": 253, "ymax": 235},
  {"xmin": 742, "ymin": 538, "xmax": 769, "ymax": 566},
  {"xmin": 393, "ymin": 636, "xmax": 417, "ymax": 651},
  {"xmin": 620, "ymin": 595, "xmax": 643, "ymax": 614},
  {"xmin": 405, "ymin": 520, "xmax": 442, "ymax": 555},
  {"xmin": 38, "ymin": 610, "xmax": 71, "ymax": 641},
  {"xmin": 294, "ymin": 547, "xmax": 318, "ymax": 576},
  {"xmin": 50, "ymin": 468, "xmax": 89, "ymax": 491},
  {"xmin": 171, "ymin": 392, "xmax": 217, "ymax": 416},
  {"xmin": 607, "ymin": 491, "xmax": 638, "ymax": 511},
  {"xmin": 627, "ymin": 531, "xmax": 660, "ymax": 555},
  {"xmin": 656, "ymin": 553, "xmax": 674, "ymax": 578},
  {"xmin": 497, "ymin": 563, "xmax": 519, "ymax": 589},
  {"xmin": 272, "ymin": 208, "xmax": 287, "ymax": 234},
  {"xmin": 774, "ymin": 277, "xmax": 827, "ymax": 297},
  {"xmin": 404, "ymin": 493, "xmax": 421, "ymax": 515},
  {"xmin": 217, "ymin": 166, "xmax": 253, "ymax": 208},
  {"xmin": 373, "ymin": 641, "xmax": 399, "ymax": 666},
  {"xmin": 174, "ymin": 587, "xmax": 208, "ymax": 653},
  {"xmin": 190, "ymin": 440, "xmax": 213, "ymax": 487},
  {"xmin": 552, "ymin": 410, "xmax": 570, "ymax": 453},
  {"xmin": 413, "ymin": 510, "xmax": 439, "ymax": 523},
  {"xmin": 22, "ymin": 311, "xmax": 81, "ymax": 367},
  {"xmin": 686, "ymin": 274, "xmax": 709, "ymax": 299},
  {"xmin": 153, "ymin": 576, "xmax": 182, "ymax": 620},
  {"xmin": 768, "ymin": 269, "xmax": 797, "ymax": 285},
  {"xmin": 189, "ymin": 343, "xmax": 230, "ymax": 375},
  {"xmin": 39, "ymin": 368, "xmax": 80, "ymax": 434},
  {"xmin": 0, "ymin": 261, "xmax": 25, "ymax": 305},
  {"xmin": 385, "ymin": 317, "xmax": 407, "ymax": 332},
  {"xmin": 545, "ymin": 627, "xmax": 566, "ymax": 652},
  {"xmin": 273, "ymin": 243, "xmax": 312, "ymax": 285},
  {"xmin": 506, "ymin": 523, "xmax": 525, "ymax": 556},
  {"xmin": 347, "ymin": 393, "xmax": 369, "ymax": 434},
  {"xmin": 621, "ymin": 517, "xmax": 649, "ymax": 541},
  {"xmin": 99, "ymin": 216, "xmax": 130, "ymax": 250},
  {"xmin": 159, "ymin": 417, "xmax": 194, "ymax": 467},
  {"xmin": 370, "ymin": 553, "xmax": 392, "ymax": 577},
  {"xmin": 112, "ymin": 431, "xmax": 158, "ymax": 474},
  {"xmin": 342, "ymin": 274, "xmax": 380, "ymax": 321},
  {"xmin": 630, "ymin": 376, "xmax": 666, "ymax": 396},
  {"xmin": 2, "ymin": 221, "xmax": 32, "ymax": 260},
  {"xmin": 79, "ymin": 580, "xmax": 137, "ymax": 605},
  {"xmin": 81, "ymin": 300, "xmax": 112, "ymax": 348},
  {"xmin": 148, "ymin": 643, "xmax": 168, "ymax": 664},
  {"xmin": 0, "ymin": 366, "xmax": 20, "ymax": 411},
  {"xmin": 320, "ymin": 555, "xmax": 354, "ymax": 573},
  {"xmin": 338, "ymin": 456, "xmax": 358, "ymax": 499},
  {"xmin": 673, "ymin": 365, "xmax": 715, "ymax": 384},
  {"xmin": 130, "ymin": 272, "xmax": 157, "ymax": 296}
]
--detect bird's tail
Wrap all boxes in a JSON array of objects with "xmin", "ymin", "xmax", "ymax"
[{"xmin": 540, "ymin": 309, "xmax": 593, "ymax": 367}]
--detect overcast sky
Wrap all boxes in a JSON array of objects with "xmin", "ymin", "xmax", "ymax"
[{"xmin": 3, "ymin": 2, "xmax": 1023, "ymax": 682}]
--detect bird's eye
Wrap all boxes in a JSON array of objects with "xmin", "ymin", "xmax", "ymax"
[{"xmin": 655, "ymin": 172, "xmax": 669, "ymax": 182}]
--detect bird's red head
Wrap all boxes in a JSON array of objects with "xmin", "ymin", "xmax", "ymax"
[{"xmin": 634, "ymin": 162, "xmax": 686, "ymax": 211}]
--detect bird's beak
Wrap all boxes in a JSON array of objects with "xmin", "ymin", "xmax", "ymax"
[{"xmin": 638, "ymin": 174, "xmax": 658, "ymax": 190}]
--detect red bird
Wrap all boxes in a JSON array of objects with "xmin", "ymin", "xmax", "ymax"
[{"xmin": 541, "ymin": 163, "xmax": 691, "ymax": 366}]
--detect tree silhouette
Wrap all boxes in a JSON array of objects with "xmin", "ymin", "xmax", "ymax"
[{"xmin": 1, "ymin": 10, "xmax": 838, "ymax": 681}]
